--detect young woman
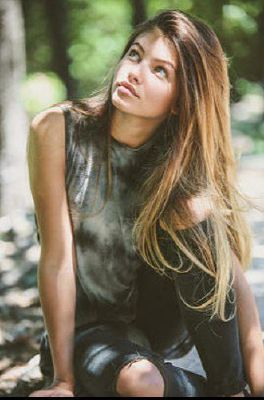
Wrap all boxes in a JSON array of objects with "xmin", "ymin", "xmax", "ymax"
[{"xmin": 27, "ymin": 9, "xmax": 264, "ymax": 397}]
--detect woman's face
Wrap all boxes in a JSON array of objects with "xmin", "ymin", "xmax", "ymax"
[{"xmin": 111, "ymin": 28, "xmax": 178, "ymax": 122}]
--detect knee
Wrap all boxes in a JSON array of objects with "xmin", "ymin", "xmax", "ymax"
[{"xmin": 116, "ymin": 358, "xmax": 165, "ymax": 397}]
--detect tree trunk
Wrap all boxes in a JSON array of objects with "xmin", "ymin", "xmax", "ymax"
[
  {"xmin": 130, "ymin": 0, "xmax": 147, "ymax": 28},
  {"xmin": 43, "ymin": 0, "xmax": 76, "ymax": 99},
  {"xmin": 0, "ymin": 0, "xmax": 31, "ymax": 217},
  {"xmin": 256, "ymin": 6, "xmax": 264, "ymax": 83}
]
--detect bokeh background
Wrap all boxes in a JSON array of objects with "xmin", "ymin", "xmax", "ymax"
[{"xmin": 0, "ymin": 0, "xmax": 263, "ymax": 396}]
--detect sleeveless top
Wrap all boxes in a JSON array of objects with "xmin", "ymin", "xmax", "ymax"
[{"xmin": 35, "ymin": 103, "xmax": 194, "ymax": 358}]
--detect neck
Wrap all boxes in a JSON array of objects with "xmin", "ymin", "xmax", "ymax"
[{"xmin": 110, "ymin": 109, "xmax": 164, "ymax": 148}]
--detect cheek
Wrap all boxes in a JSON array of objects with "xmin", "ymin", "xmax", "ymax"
[
  {"xmin": 147, "ymin": 83, "xmax": 174, "ymax": 108},
  {"xmin": 146, "ymin": 76, "xmax": 172, "ymax": 96}
]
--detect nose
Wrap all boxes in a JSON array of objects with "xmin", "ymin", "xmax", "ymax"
[{"xmin": 128, "ymin": 69, "xmax": 142, "ymax": 85}]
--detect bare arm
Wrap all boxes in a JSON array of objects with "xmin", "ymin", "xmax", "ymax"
[
  {"xmin": 232, "ymin": 252, "xmax": 264, "ymax": 397},
  {"xmin": 27, "ymin": 107, "xmax": 76, "ymax": 393}
]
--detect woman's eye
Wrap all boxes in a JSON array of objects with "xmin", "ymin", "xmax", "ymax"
[
  {"xmin": 128, "ymin": 49, "xmax": 168, "ymax": 78},
  {"xmin": 128, "ymin": 49, "xmax": 139, "ymax": 58},
  {"xmin": 154, "ymin": 66, "xmax": 168, "ymax": 78}
]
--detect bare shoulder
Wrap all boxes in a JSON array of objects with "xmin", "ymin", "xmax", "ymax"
[
  {"xmin": 30, "ymin": 106, "xmax": 65, "ymax": 141},
  {"xmin": 27, "ymin": 105, "xmax": 67, "ymax": 191},
  {"xmin": 162, "ymin": 194, "xmax": 213, "ymax": 232},
  {"xmin": 28, "ymin": 106, "xmax": 68, "ymax": 163},
  {"xmin": 187, "ymin": 194, "xmax": 212, "ymax": 224}
]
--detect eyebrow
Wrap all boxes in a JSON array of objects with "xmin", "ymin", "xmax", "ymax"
[{"xmin": 131, "ymin": 41, "xmax": 177, "ymax": 71}]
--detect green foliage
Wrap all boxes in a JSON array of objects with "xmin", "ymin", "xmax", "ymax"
[
  {"xmin": 66, "ymin": 0, "xmax": 133, "ymax": 96},
  {"xmin": 147, "ymin": 0, "xmax": 193, "ymax": 16},
  {"xmin": 21, "ymin": 72, "xmax": 66, "ymax": 116},
  {"xmin": 23, "ymin": 0, "xmax": 52, "ymax": 72}
]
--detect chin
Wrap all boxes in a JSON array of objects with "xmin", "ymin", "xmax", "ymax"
[{"xmin": 112, "ymin": 96, "xmax": 134, "ymax": 113}]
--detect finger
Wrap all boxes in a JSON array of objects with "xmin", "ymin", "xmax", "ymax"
[
  {"xmin": 46, "ymin": 389, "xmax": 73, "ymax": 397},
  {"xmin": 28, "ymin": 390, "xmax": 52, "ymax": 397}
]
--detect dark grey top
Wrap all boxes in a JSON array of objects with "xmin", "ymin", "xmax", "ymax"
[{"xmin": 35, "ymin": 103, "xmax": 218, "ymax": 357}]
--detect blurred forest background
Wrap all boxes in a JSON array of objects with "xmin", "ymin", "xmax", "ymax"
[{"xmin": 0, "ymin": 0, "xmax": 263, "ymax": 396}]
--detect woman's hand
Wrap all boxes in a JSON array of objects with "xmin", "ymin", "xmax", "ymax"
[{"xmin": 28, "ymin": 381, "xmax": 74, "ymax": 397}]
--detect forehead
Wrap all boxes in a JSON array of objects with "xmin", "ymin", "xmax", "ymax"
[{"xmin": 132, "ymin": 28, "xmax": 177, "ymax": 67}]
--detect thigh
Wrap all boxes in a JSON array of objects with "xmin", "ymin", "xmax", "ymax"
[{"xmin": 73, "ymin": 321, "xmax": 168, "ymax": 397}]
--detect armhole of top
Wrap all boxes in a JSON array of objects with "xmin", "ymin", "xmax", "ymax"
[
  {"xmin": 57, "ymin": 103, "xmax": 78, "ymax": 193},
  {"xmin": 56, "ymin": 103, "xmax": 72, "ymax": 168}
]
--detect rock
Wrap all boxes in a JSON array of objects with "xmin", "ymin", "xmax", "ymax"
[{"xmin": 0, "ymin": 355, "xmax": 45, "ymax": 397}]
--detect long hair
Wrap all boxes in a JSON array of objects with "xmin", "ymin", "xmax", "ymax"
[{"xmin": 50, "ymin": 9, "xmax": 253, "ymax": 321}]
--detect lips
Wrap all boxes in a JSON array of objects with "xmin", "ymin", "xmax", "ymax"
[{"xmin": 118, "ymin": 81, "xmax": 139, "ymax": 98}]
